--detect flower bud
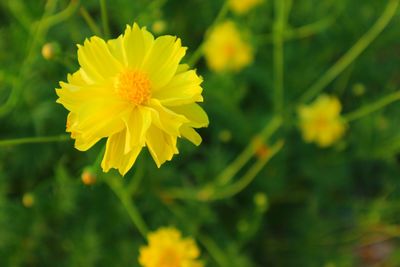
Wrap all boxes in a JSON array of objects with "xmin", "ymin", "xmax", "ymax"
[
  {"xmin": 81, "ymin": 168, "xmax": 96, "ymax": 185},
  {"xmin": 22, "ymin": 193, "xmax": 35, "ymax": 208}
]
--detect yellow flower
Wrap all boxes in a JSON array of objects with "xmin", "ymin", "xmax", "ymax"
[
  {"xmin": 203, "ymin": 21, "xmax": 253, "ymax": 72},
  {"xmin": 229, "ymin": 0, "xmax": 264, "ymax": 15},
  {"xmin": 56, "ymin": 23, "xmax": 208, "ymax": 175},
  {"xmin": 139, "ymin": 227, "xmax": 203, "ymax": 267},
  {"xmin": 298, "ymin": 95, "xmax": 346, "ymax": 147}
]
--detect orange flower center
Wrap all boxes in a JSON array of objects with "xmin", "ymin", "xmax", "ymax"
[
  {"xmin": 224, "ymin": 43, "xmax": 236, "ymax": 57},
  {"xmin": 158, "ymin": 247, "xmax": 181, "ymax": 267},
  {"xmin": 115, "ymin": 70, "xmax": 151, "ymax": 105},
  {"xmin": 315, "ymin": 115, "xmax": 328, "ymax": 130}
]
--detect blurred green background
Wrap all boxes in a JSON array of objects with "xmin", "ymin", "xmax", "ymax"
[{"xmin": 1, "ymin": 0, "xmax": 400, "ymax": 266}]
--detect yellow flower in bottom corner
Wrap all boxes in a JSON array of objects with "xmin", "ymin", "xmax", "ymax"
[
  {"xmin": 139, "ymin": 227, "xmax": 203, "ymax": 267},
  {"xmin": 56, "ymin": 23, "xmax": 209, "ymax": 176},
  {"xmin": 229, "ymin": 0, "xmax": 264, "ymax": 15},
  {"xmin": 298, "ymin": 95, "xmax": 346, "ymax": 147},
  {"xmin": 203, "ymin": 21, "xmax": 253, "ymax": 72}
]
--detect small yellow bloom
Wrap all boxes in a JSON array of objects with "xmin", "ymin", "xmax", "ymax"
[
  {"xmin": 229, "ymin": 0, "xmax": 264, "ymax": 15},
  {"xmin": 152, "ymin": 20, "xmax": 167, "ymax": 34},
  {"xmin": 298, "ymin": 95, "xmax": 346, "ymax": 147},
  {"xmin": 139, "ymin": 227, "xmax": 203, "ymax": 267},
  {"xmin": 56, "ymin": 23, "xmax": 208, "ymax": 175},
  {"xmin": 203, "ymin": 21, "xmax": 253, "ymax": 72},
  {"xmin": 22, "ymin": 193, "xmax": 35, "ymax": 208}
]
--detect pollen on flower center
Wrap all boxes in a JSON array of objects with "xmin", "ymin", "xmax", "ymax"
[
  {"xmin": 115, "ymin": 70, "xmax": 151, "ymax": 105},
  {"xmin": 159, "ymin": 248, "xmax": 181, "ymax": 267}
]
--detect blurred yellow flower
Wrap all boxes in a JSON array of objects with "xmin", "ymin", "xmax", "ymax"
[
  {"xmin": 56, "ymin": 23, "xmax": 208, "ymax": 175},
  {"xmin": 229, "ymin": 0, "xmax": 263, "ymax": 15},
  {"xmin": 298, "ymin": 95, "xmax": 346, "ymax": 147},
  {"xmin": 22, "ymin": 193, "xmax": 35, "ymax": 208},
  {"xmin": 139, "ymin": 227, "xmax": 203, "ymax": 267},
  {"xmin": 203, "ymin": 21, "xmax": 253, "ymax": 72}
]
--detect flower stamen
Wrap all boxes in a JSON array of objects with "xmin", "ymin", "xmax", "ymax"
[{"xmin": 115, "ymin": 70, "xmax": 151, "ymax": 105}]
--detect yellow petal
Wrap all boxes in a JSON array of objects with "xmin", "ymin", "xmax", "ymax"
[
  {"xmin": 153, "ymin": 70, "xmax": 203, "ymax": 106},
  {"xmin": 147, "ymin": 99, "xmax": 189, "ymax": 137},
  {"xmin": 123, "ymin": 107, "xmax": 151, "ymax": 154},
  {"xmin": 101, "ymin": 129, "xmax": 142, "ymax": 175},
  {"xmin": 146, "ymin": 125, "xmax": 178, "ymax": 167},
  {"xmin": 66, "ymin": 112, "xmax": 101, "ymax": 151},
  {"xmin": 176, "ymin": 63, "xmax": 189, "ymax": 74},
  {"xmin": 169, "ymin": 103, "xmax": 209, "ymax": 128},
  {"xmin": 107, "ymin": 35, "xmax": 128, "ymax": 67},
  {"xmin": 122, "ymin": 23, "xmax": 154, "ymax": 69},
  {"xmin": 180, "ymin": 125, "xmax": 202, "ymax": 146},
  {"xmin": 56, "ymin": 71, "xmax": 116, "ymax": 113},
  {"xmin": 143, "ymin": 35, "xmax": 187, "ymax": 89},
  {"xmin": 74, "ymin": 133, "xmax": 101, "ymax": 151},
  {"xmin": 75, "ymin": 100, "xmax": 130, "ymax": 140},
  {"xmin": 77, "ymin": 36, "xmax": 123, "ymax": 83}
]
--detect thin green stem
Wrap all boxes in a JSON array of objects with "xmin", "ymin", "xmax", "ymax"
[
  {"xmin": 187, "ymin": 43, "xmax": 204, "ymax": 68},
  {"xmin": 217, "ymin": 116, "xmax": 282, "ymax": 186},
  {"xmin": 127, "ymin": 162, "xmax": 145, "ymax": 195},
  {"xmin": 300, "ymin": 0, "xmax": 400, "ymax": 103},
  {"xmin": 99, "ymin": 0, "xmax": 110, "ymax": 38},
  {"xmin": 42, "ymin": 0, "xmax": 80, "ymax": 30},
  {"xmin": 210, "ymin": 140, "xmax": 284, "ymax": 201},
  {"xmin": 104, "ymin": 175, "xmax": 148, "ymax": 239},
  {"xmin": 164, "ymin": 118, "xmax": 283, "ymax": 201},
  {"xmin": 93, "ymin": 145, "xmax": 106, "ymax": 171},
  {"xmin": 273, "ymin": 0, "xmax": 286, "ymax": 114},
  {"xmin": 258, "ymin": 17, "xmax": 335, "ymax": 45},
  {"xmin": 344, "ymin": 91, "xmax": 400, "ymax": 122},
  {"xmin": 288, "ymin": 17, "xmax": 333, "ymax": 40},
  {"xmin": 0, "ymin": 0, "xmax": 56, "ymax": 118},
  {"xmin": 80, "ymin": 6, "xmax": 102, "ymax": 36},
  {"xmin": 187, "ymin": 1, "xmax": 229, "ymax": 67},
  {"xmin": 197, "ymin": 235, "xmax": 228, "ymax": 267},
  {"xmin": 0, "ymin": 135, "xmax": 69, "ymax": 147}
]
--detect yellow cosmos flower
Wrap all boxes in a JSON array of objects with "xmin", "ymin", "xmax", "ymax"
[
  {"xmin": 298, "ymin": 95, "xmax": 346, "ymax": 147},
  {"xmin": 203, "ymin": 21, "xmax": 253, "ymax": 72},
  {"xmin": 229, "ymin": 0, "xmax": 264, "ymax": 15},
  {"xmin": 56, "ymin": 23, "xmax": 208, "ymax": 175},
  {"xmin": 139, "ymin": 227, "xmax": 203, "ymax": 267}
]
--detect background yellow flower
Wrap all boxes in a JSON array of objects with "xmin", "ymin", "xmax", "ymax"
[
  {"xmin": 203, "ymin": 21, "xmax": 253, "ymax": 72},
  {"xmin": 56, "ymin": 24, "xmax": 208, "ymax": 175},
  {"xmin": 229, "ymin": 0, "xmax": 264, "ymax": 15},
  {"xmin": 298, "ymin": 95, "xmax": 346, "ymax": 147},
  {"xmin": 139, "ymin": 227, "xmax": 203, "ymax": 267}
]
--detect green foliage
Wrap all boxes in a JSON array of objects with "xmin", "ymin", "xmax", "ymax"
[{"xmin": 1, "ymin": 0, "xmax": 400, "ymax": 266}]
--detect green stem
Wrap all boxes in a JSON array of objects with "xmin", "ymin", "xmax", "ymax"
[
  {"xmin": 197, "ymin": 234, "xmax": 228, "ymax": 267},
  {"xmin": 217, "ymin": 116, "xmax": 282, "ymax": 186},
  {"xmin": 99, "ymin": 0, "xmax": 110, "ymax": 38},
  {"xmin": 287, "ymin": 17, "xmax": 333, "ymax": 40},
  {"xmin": 211, "ymin": 140, "xmax": 284, "ymax": 201},
  {"xmin": 300, "ymin": 0, "xmax": 400, "ymax": 103},
  {"xmin": 127, "ymin": 161, "xmax": 145, "ymax": 195},
  {"xmin": 187, "ymin": 1, "xmax": 229, "ymax": 67},
  {"xmin": 0, "ymin": 0, "xmax": 55, "ymax": 118},
  {"xmin": 258, "ymin": 17, "xmax": 335, "ymax": 45},
  {"xmin": 344, "ymin": 91, "xmax": 400, "ymax": 122},
  {"xmin": 104, "ymin": 175, "xmax": 148, "ymax": 239},
  {"xmin": 273, "ymin": 0, "xmax": 286, "ymax": 114},
  {"xmin": 79, "ymin": 6, "xmax": 102, "ymax": 36},
  {"xmin": 187, "ymin": 43, "xmax": 204, "ymax": 68},
  {"xmin": 0, "ymin": 135, "xmax": 69, "ymax": 147},
  {"xmin": 42, "ymin": 0, "xmax": 80, "ymax": 30}
]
